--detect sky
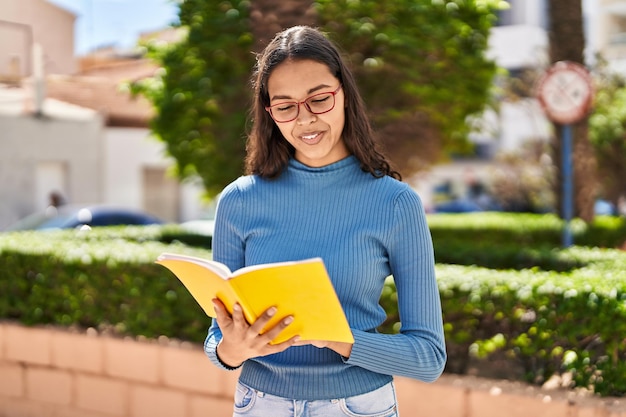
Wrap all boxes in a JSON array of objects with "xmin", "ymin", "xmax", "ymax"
[
  {"xmin": 47, "ymin": 0, "xmax": 599, "ymax": 56},
  {"xmin": 47, "ymin": 0, "xmax": 180, "ymax": 55}
]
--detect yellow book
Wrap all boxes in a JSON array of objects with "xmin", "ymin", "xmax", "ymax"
[{"xmin": 155, "ymin": 253, "xmax": 354, "ymax": 344}]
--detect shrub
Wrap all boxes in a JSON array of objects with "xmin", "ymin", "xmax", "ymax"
[
  {"xmin": 0, "ymin": 227, "xmax": 212, "ymax": 343},
  {"xmin": 1, "ymin": 213, "xmax": 625, "ymax": 397},
  {"xmin": 380, "ymin": 247, "xmax": 626, "ymax": 396}
]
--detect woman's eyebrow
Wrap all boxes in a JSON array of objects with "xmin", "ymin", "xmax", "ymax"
[{"xmin": 270, "ymin": 84, "xmax": 333, "ymax": 101}]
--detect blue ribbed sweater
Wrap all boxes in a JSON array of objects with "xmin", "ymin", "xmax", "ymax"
[{"xmin": 204, "ymin": 155, "xmax": 446, "ymax": 400}]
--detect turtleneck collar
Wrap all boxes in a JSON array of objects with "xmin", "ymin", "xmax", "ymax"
[{"xmin": 288, "ymin": 155, "xmax": 359, "ymax": 176}]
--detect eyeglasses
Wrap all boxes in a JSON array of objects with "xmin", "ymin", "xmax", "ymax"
[{"xmin": 265, "ymin": 85, "xmax": 342, "ymax": 123}]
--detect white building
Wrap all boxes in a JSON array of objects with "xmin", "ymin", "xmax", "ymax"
[
  {"xmin": 0, "ymin": 0, "xmax": 76, "ymax": 79},
  {"xmin": 591, "ymin": 0, "xmax": 626, "ymax": 71},
  {"xmin": 0, "ymin": 0, "xmax": 207, "ymax": 229}
]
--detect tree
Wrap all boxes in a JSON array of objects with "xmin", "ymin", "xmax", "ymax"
[
  {"xmin": 249, "ymin": 0, "xmax": 316, "ymax": 51},
  {"xmin": 134, "ymin": 0, "xmax": 505, "ymax": 197},
  {"xmin": 588, "ymin": 60, "xmax": 626, "ymax": 208},
  {"xmin": 489, "ymin": 140, "xmax": 555, "ymax": 213},
  {"xmin": 133, "ymin": 0, "xmax": 254, "ymax": 197},
  {"xmin": 315, "ymin": 0, "xmax": 506, "ymax": 174},
  {"xmin": 547, "ymin": 0, "xmax": 597, "ymax": 222}
]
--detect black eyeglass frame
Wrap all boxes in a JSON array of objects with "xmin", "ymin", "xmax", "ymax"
[{"xmin": 265, "ymin": 85, "xmax": 342, "ymax": 123}]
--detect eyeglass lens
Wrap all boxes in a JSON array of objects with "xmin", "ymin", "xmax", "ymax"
[{"xmin": 269, "ymin": 91, "xmax": 336, "ymax": 122}]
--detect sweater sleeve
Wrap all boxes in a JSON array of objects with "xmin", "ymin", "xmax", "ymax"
[
  {"xmin": 204, "ymin": 181, "xmax": 246, "ymax": 370},
  {"xmin": 345, "ymin": 188, "xmax": 446, "ymax": 382}
]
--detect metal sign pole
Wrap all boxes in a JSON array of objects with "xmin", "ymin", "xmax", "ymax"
[
  {"xmin": 562, "ymin": 124, "xmax": 573, "ymax": 247},
  {"xmin": 536, "ymin": 61, "xmax": 593, "ymax": 249}
]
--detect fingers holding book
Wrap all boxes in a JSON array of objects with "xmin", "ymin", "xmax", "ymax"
[{"xmin": 213, "ymin": 298, "xmax": 300, "ymax": 367}]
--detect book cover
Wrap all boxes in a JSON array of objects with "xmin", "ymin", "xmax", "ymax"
[{"xmin": 155, "ymin": 253, "xmax": 354, "ymax": 344}]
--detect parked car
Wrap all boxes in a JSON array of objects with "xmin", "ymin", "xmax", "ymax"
[
  {"xmin": 433, "ymin": 198, "xmax": 484, "ymax": 213},
  {"xmin": 594, "ymin": 199, "xmax": 617, "ymax": 216},
  {"xmin": 3, "ymin": 204, "xmax": 164, "ymax": 231}
]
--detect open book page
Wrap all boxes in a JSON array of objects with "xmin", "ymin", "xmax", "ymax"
[
  {"xmin": 155, "ymin": 254, "xmax": 239, "ymax": 318},
  {"xmin": 157, "ymin": 252, "xmax": 232, "ymax": 277},
  {"xmin": 230, "ymin": 257, "xmax": 322, "ymax": 277}
]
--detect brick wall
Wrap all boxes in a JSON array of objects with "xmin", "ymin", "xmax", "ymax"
[{"xmin": 0, "ymin": 322, "xmax": 624, "ymax": 417}]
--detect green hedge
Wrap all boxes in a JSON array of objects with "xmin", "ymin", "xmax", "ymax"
[
  {"xmin": 0, "ymin": 226, "xmax": 213, "ymax": 342},
  {"xmin": 381, "ymin": 247, "xmax": 626, "ymax": 397},
  {"xmin": 428, "ymin": 213, "xmax": 626, "ymax": 271},
  {"xmin": 1, "ymin": 214, "xmax": 625, "ymax": 397},
  {"xmin": 428, "ymin": 213, "xmax": 626, "ymax": 250}
]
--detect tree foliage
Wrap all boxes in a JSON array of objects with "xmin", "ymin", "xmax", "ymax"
[
  {"xmin": 133, "ymin": 0, "xmax": 254, "ymax": 197},
  {"xmin": 315, "ymin": 0, "xmax": 506, "ymax": 172},
  {"xmin": 133, "ymin": 0, "xmax": 506, "ymax": 197},
  {"xmin": 588, "ymin": 60, "xmax": 626, "ymax": 205}
]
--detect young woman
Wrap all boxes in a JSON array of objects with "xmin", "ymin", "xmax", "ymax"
[{"xmin": 205, "ymin": 25, "xmax": 446, "ymax": 416}]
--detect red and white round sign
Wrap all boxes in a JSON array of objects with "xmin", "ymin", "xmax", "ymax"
[{"xmin": 536, "ymin": 61, "xmax": 594, "ymax": 125}]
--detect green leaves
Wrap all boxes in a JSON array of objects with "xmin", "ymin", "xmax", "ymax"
[
  {"xmin": 133, "ymin": 0, "xmax": 506, "ymax": 192},
  {"xmin": 0, "ymin": 227, "xmax": 213, "ymax": 342},
  {"xmin": 587, "ymin": 61, "xmax": 626, "ymax": 206},
  {"xmin": 378, "ymin": 212, "xmax": 626, "ymax": 396},
  {"xmin": 132, "ymin": 0, "xmax": 253, "ymax": 197},
  {"xmin": 315, "ymin": 0, "xmax": 504, "ymax": 146},
  {"xmin": 434, "ymin": 255, "xmax": 626, "ymax": 396},
  {"xmin": 313, "ymin": 0, "xmax": 507, "ymax": 171},
  {"xmin": 2, "ymin": 212, "xmax": 626, "ymax": 396}
]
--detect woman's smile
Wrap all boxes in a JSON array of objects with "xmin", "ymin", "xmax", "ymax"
[{"xmin": 299, "ymin": 131, "xmax": 323, "ymax": 145}]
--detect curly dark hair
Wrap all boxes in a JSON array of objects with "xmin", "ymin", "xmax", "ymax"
[{"xmin": 245, "ymin": 25, "xmax": 401, "ymax": 181}]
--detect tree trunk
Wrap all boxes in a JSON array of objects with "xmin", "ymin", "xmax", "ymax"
[
  {"xmin": 597, "ymin": 141, "xmax": 626, "ymax": 206},
  {"xmin": 547, "ymin": 0, "xmax": 597, "ymax": 222},
  {"xmin": 250, "ymin": 0, "xmax": 316, "ymax": 53}
]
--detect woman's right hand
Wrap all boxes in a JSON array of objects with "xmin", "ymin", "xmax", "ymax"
[{"xmin": 212, "ymin": 298, "xmax": 299, "ymax": 368}]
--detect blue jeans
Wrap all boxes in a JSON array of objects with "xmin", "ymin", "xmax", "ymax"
[{"xmin": 232, "ymin": 380, "xmax": 399, "ymax": 417}]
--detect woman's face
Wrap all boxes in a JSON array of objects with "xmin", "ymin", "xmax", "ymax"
[{"xmin": 266, "ymin": 59, "xmax": 349, "ymax": 167}]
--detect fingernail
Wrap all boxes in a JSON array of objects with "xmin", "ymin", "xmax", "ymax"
[
  {"xmin": 233, "ymin": 303, "xmax": 242, "ymax": 312},
  {"xmin": 283, "ymin": 316, "xmax": 293, "ymax": 325},
  {"xmin": 267, "ymin": 307, "xmax": 277, "ymax": 316}
]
